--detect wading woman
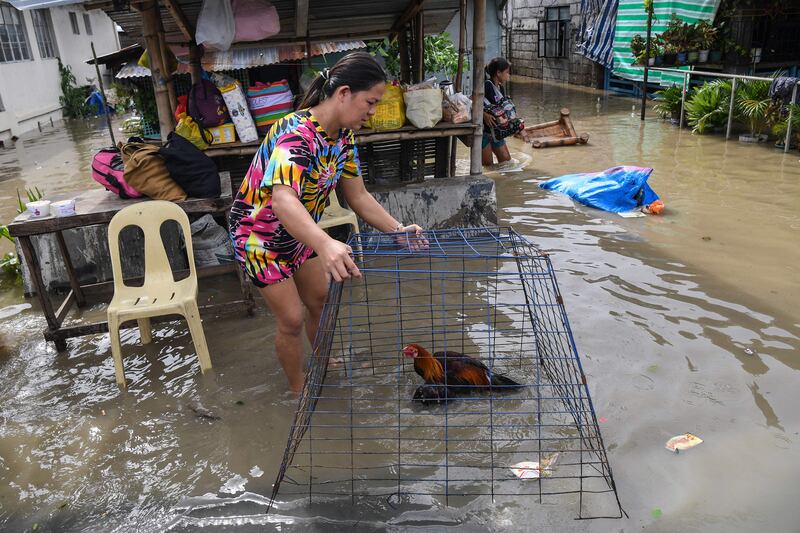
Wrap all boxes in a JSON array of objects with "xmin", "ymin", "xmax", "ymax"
[
  {"xmin": 229, "ymin": 52, "xmax": 425, "ymax": 393},
  {"xmin": 482, "ymin": 57, "xmax": 514, "ymax": 166}
]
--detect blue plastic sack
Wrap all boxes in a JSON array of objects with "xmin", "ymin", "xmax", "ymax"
[
  {"xmin": 539, "ymin": 166, "xmax": 659, "ymax": 213},
  {"xmin": 85, "ymin": 90, "xmax": 112, "ymax": 116}
]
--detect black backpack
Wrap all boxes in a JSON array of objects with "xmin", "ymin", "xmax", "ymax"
[{"xmin": 159, "ymin": 132, "xmax": 221, "ymax": 198}]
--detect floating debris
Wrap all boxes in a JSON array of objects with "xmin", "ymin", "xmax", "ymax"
[
  {"xmin": 510, "ymin": 454, "xmax": 559, "ymax": 479},
  {"xmin": 188, "ymin": 403, "xmax": 221, "ymax": 421},
  {"xmin": 744, "ymin": 348, "xmax": 755, "ymax": 356},
  {"xmin": 249, "ymin": 466, "xmax": 264, "ymax": 478},
  {"xmin": 665, "ymin": 433, "xmax": 703, "ymax": 453}
]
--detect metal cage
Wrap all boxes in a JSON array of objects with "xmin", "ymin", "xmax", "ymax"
[{"xmin": 269, "ymin": 227, "xmax": 623, "ymax": 520}]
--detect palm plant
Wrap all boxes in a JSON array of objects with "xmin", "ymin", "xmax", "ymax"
[
  {"xmin": 653, "ymin": 86, "xmax": 683, "ymax": 121},
  {"xmin": 685, "ymin": 79, "xmax": 731, "ymax": 134},
  {"xmin": 772, "ymin": 103, "xmax": 800, "ymax": 148},
  {"xmin": 735, "ymin": 79, "xmax": 778, "ymax": 137}
]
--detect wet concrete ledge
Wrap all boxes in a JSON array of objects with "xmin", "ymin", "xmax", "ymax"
[{"xmin": 19, "ymin": 175, "xmax": 497, "ymax": 295}]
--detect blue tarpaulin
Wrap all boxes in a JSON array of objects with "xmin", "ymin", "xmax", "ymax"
[{"xmin": 539, "ymin": 166, "xmax": 660, "ymax": 213}]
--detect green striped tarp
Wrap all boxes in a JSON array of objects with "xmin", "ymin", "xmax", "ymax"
[{"xmin": 612, "ymin": 0, "xmax": 721, "ymax": 86}]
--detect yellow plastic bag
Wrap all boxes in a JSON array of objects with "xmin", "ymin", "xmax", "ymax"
[
  {"xmin": 137, "ymin": 48, "xmax": 178, "ymax": 74},
  {"xmin": 175, "ymin": 114, "xmax": 210, "ymax": 150},
  {"xmin": 367, "ymin": 84, "xmax": 405, "ymax": 131}
]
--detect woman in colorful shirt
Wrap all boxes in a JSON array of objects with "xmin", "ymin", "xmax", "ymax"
[{"xmin": 229, "ymin": 52, "xmax": 425, "ymax": 393}]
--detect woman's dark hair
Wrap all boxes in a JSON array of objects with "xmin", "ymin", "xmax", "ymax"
[
  {"xmin": 299, "ymin": 51, "xmax": 388, "ymax": 108},
  {"xmin": 485, "ymin": 57, "xmax": 511, "ymax": 80}
]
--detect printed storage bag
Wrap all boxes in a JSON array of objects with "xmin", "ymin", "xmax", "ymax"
[
  {"xmin": 217, "ymin": 79, "xmax": 258, "ymax": 142},
  {"xmin": 247, "ymin": 80, "xmax": 293, "ymax": 134}
]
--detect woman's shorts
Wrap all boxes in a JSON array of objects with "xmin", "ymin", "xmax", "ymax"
[{"xmin": 482, "ymin": 131, "xmax": 506, "ymax": 149}]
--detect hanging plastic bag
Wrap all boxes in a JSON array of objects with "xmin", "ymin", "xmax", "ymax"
[
  {"xmin": 137, "ymin": 48, "xmax": 178, "ymax": 74},
  {"xmin": 196, "ymin": 0, "xmax": 235, "ymax": 51},
  {"xmin": 403, "ymin": 87, "xmax": 442, "ymax": 129},
  {"xmin": 449, "ymin": 93, "xmax": 472, "ymax": 123},
  {"xmin": 232, "ymin": 0, "xmax": 280, "ymax": 43},
  {"xmin": 175, "ymin": 114, "xmax": 210, "ymax": 151},
  {"xmin": 366, "ymin": 83, "xmax": 405, "ymax": 131},
  {"xmin": 539, "ymin": 166, "xmax": 662, "ymax": 214}
]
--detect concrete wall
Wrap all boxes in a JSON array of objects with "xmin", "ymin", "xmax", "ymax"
[
  {"xmin": 507, "ymin": 0, "xmax": 603, "ymax": 87},
  {"xmin": 0, "ymin": 5, "xmax": 119, "ymax": 143},
  {"xmin": 444, "ymin": 0, "xmax": 505, "ymax": 95}
]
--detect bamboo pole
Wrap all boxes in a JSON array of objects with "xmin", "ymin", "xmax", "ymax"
[
  {"xmin": 157, "ymin": 13, "xmax": 177, "ymax": 117},
  {"xmin": 90, "ymin": 41, "xmax": 116, "ymax": 146},
  {"xmin": 414, "ymin": 9, "xmax": 424, "ymax": 83},
  {"xmin": 470, "ymin": 0, "xmax": 487, "ymax": 175},
  {"xmin": 398, "ymin": 30, "xmax": 410, "ymax": 84},
  {"xmin": 141, "ymin": 0, "xmax": 174, "ymax": 141},
  {"xmin": 450, "ymin": 0, "xmax": 467, "ymax": 176},
  {"xmin": 640, "ymin": 1, "xmax": 653, "ymax": 121},
  {"xmin": 189, "ymin": 41, "xmax": 202, "ymax": 85},
  {"xmin": 784, "ymin": 84, "xmax": 797, "ymax": 153}
]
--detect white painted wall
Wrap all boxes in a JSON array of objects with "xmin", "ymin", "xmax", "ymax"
[
  {"xmin": 444, "ymin": 0, "xmax": 504, "ymax": 95},
  {"xmin": 0, "ymin": 5, "xmax": 119, "ymax": 142}
]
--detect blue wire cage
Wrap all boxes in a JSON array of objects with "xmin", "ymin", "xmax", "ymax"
[{"xmin": 269, "ymin": 227, "xmax": 623, "ymax": 519}]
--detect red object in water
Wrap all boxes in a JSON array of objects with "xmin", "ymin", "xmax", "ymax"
[{"xmin": 646, "ymin": 200, "xmax": 665, "ymax": 215}]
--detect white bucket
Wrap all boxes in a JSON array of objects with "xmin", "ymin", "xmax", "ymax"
[
  {"xmin": 26, "ymin": 200, "xmax": 51, "ymax": 218},
  {"xmin": 52, "ymin": 199, "xmax": 76, "ymax": 217}
]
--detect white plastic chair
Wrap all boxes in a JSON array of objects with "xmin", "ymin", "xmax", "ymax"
[
  {"xmin": 318, "ymin": 191, "xmax": 360, "ymax": 237},
  {"xmin": 107, "ymin": 200, "xmax": 212, "ymax": 388}
]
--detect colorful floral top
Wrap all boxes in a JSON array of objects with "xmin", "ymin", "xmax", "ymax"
[{"xmin": 229, "ymin": 109, "xmax": 360, "ymax": 286}]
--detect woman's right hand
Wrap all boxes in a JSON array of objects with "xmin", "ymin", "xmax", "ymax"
[
  {"xmin": 317, "ymin": 238, "xmax": 361, "ymax": 283},
  {"xmin": 483, "ymin": 111, "xmax": 497, "ymax": 128}
]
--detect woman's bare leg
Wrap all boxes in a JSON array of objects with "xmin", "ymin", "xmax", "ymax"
[
  {"xmin": 493, "ymin": 143, "xmax": 511, "ymax": 163},
  {"xmin": 258, "ymin": 279, "xmax": 306, "ymax": 393},
  {"xmin": 293, "ymin": 256, "xmax": 331, "ymax": 346}
]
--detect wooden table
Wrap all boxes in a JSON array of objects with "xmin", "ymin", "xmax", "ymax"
[{"xmin": 7, "ymin": 179, "xmax": 256, "ymax": 350}]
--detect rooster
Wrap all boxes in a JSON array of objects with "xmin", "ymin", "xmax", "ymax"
[{"xmin": 402, "ymin": 343, "xmax": 523, "ymax": 392}]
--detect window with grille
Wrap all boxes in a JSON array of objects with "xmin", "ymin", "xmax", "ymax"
[
  {"xmin": 83, "ymin": 13, "xmax": 92, "ymax": 35},
  {"xmin": 69, "ymin": 12, "xmax": 79, "ymax": 34},
  {"xmin": 31, "ymin": 9, "xmax": 58, "ymax": 59},
  {"xmin": 0, "ymin": 4, "xmax": 32, "ymax": 62},
  {"xmin": 538, "ymin": 6, "xmax": 570, "ymax": 58}
]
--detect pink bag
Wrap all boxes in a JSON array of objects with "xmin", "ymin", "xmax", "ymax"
[
  {"xmin": 91, "ymin": 148, "xmax": 144, "ymax": 199},
  {"xmin": 232, "ymin": 0, "xmax": 280, "ymax": 43}
]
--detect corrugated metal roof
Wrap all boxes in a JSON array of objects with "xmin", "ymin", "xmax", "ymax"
[
  {"xmin": 115, "ymin": 40, "xmax": 367, "ymax": 79},
  {"xmin": 98, "ymin": 0, "xmax": 459, "ymax": 44},
  {"xmin": 8, "ymin": 0, "xmax": 84, "ymax": 9}
]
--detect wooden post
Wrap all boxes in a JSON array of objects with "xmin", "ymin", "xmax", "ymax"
[
  {"xmin": 414, "ymin": 10, "xmax": 424, "ymax": 83},
  {"xmin": 640, "ymin": 1, "xmax": 653, "ymax": 121},
  {"xmin": 90, "ymin": 41, "xmax": 116, "ymax": 146},
  {"xmin": 141, "ymin": 0, "xmax": 174, "ymax": 141},
  {"xmin": 450, "ymin": 0, "xmax": 467, "ymax": 176},
  {"xmin": 470, "ymin": 0, "xmax": 486, "ymax": 175},
  {"xmin": 157, "ymin": 13, "xmax": 177, "ymax": 118},
  {"xmin": 189, "ymin": 41, "xmax": 202, "ymax": 85},
  {"xmin": 399, "ymin": 30, "xmax": 411, "ymax": 84}
]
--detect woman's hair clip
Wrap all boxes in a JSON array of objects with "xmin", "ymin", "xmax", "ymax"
[{"xmin": 321, "ymin": 68, "xmax": 331, "ymax": 81}]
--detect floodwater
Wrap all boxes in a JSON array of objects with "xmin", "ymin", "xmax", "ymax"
[{"xmin": 0, "ymin": 79, "xmax": 798, "ymax": 531}]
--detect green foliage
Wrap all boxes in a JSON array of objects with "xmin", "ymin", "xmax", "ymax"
[
  {"xmin": 685, "ymin": 79, "xmax": 731, "ymax": 134},
  {"xmin": 653, "ymin": 86, "xmax": 683, "ymax": 120},
  {"xmin": 0, "ymin": 226, "xmax": 20, "ymax": 278},
  {"xmin": 772, "ymin": 103, "xmax": 800, "ymax": 147},
  {"xmin": 113, "ymin": 81, "xmax": 158, "ymax": 127},
  {"xmin": 368, "ymin": 33, "xmax": 468, "ymax": 81},
  {"xmin": 735, "ymin": 79, "xmax": 777, "ymax": 136},
  {"xmin": 58, "ymin": 59, "xmax": 88, "ymax": 119},
  {"xmin": 17, "ymin": 187, "xmax": 44, "ymax": 214}
]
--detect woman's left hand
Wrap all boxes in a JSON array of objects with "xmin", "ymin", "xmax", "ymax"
[{"xmin": 393, "ymin": 224, "xmax": 429, "ymax": 251}]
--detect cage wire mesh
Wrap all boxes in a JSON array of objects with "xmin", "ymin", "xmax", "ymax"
[{"xmin": 268, "ymin": 227, "xmax": 623, "ymax": 519}]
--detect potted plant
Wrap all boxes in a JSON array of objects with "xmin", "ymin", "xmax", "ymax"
[
  {"xmin": 686, "ymin": 23, "xmax": 701, "ymax": 64},
  {"xmin": 735, "ymin": 79, "xmax": 777, "ymax": 142},
  {"xmin": 685, "ymin": 79, "xmax": 731, "ymax": 134},
  {"xmin": 653, "ymin": 85, "xmax": 683, "ymax": 125},
  {"xmin": 651, "ymin": 43, "xmax": 663, "ymax": 66},
  {"xmin": 662, "ymin": 43, "xmax": 677, "ymax": 66},
  {"xmin": 696, "ymin": 20, "xmax": 717, "ymax": 63},
  {"xmin": 772, "ymin": 103, "xmax": 800, "ymax": 149},
  {"xmin": 630, "ymin": 34, "xmax": 646, "ymax": 65}
]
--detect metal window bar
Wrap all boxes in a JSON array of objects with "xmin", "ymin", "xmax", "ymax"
[
  {"xmin": 0, "ymin": 4, "xmax": 31, "ymax": 62},
  {"xmin": 268, "ymin": 227, "xmax": 624, "ymax": 520},
  {"xmin": 646, "ymin": 67, "xmax": 800, "ymax": 154},
  {"xmin": 31, "ymin": 9, "xmax": 58, "ymax": 59}
]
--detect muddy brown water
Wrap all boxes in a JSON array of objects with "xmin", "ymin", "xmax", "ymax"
[{"xmin": 0, "ymin": 81, "xmax": 798, "ymax": 531}]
